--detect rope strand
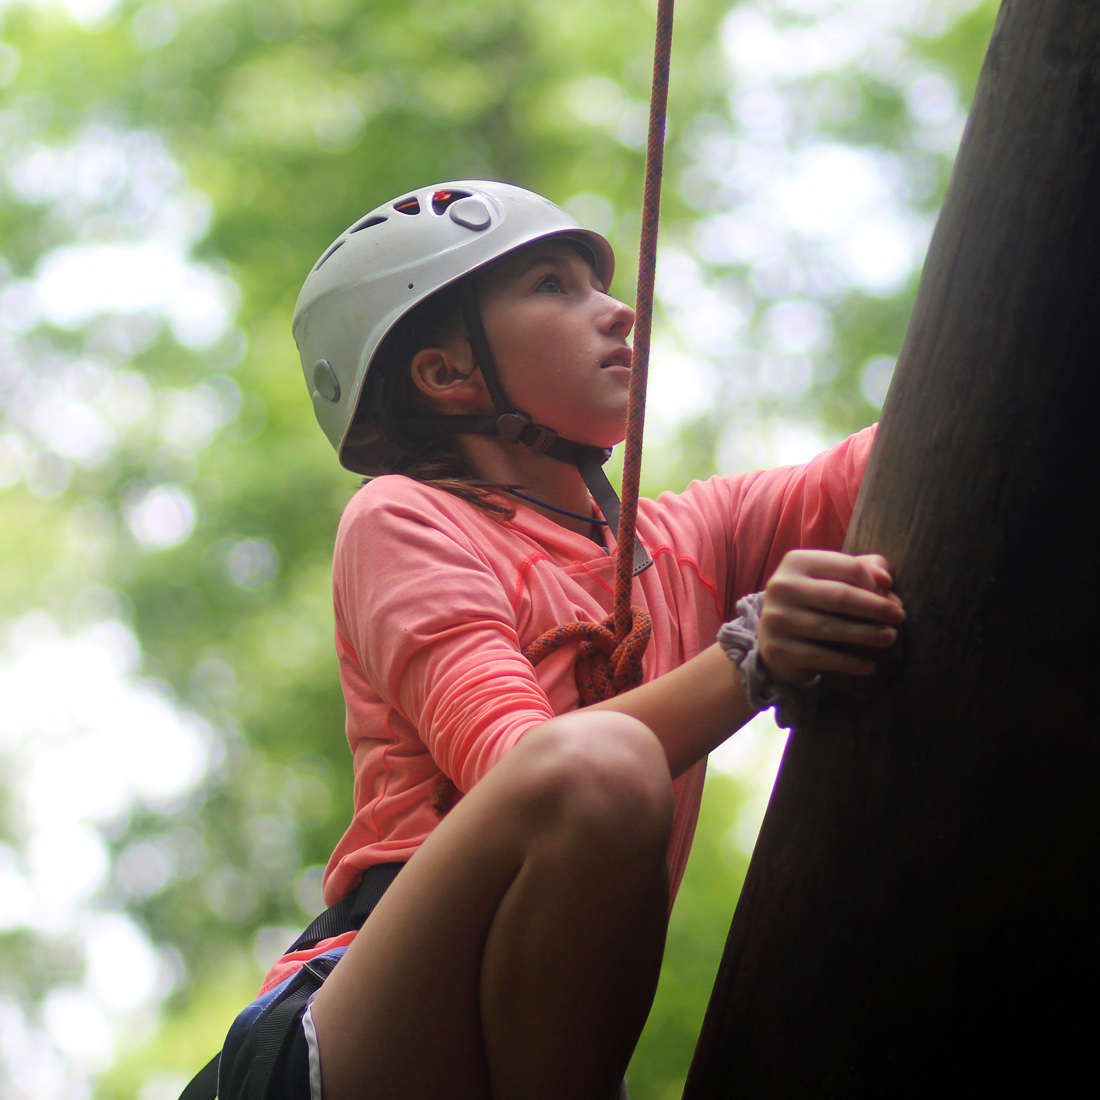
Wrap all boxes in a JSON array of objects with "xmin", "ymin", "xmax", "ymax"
[
  {"xmin": 614, "ymin": 0, "xmax": 674, "ymax": 641},
  {"xmin": 524, "ymin": 0, "xmax": 674, "ymax": 704}
]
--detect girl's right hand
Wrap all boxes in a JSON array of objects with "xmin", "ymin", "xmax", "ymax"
[{"xmin": 758, "ymin": 549, "xmax": 905, "ymax": 685}]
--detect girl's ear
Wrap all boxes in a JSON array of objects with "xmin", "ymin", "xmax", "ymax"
[{"xmin": 409, "ymin": 336, "xmax": 487, "ymax": 411}]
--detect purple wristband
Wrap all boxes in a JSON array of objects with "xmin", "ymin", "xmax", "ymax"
[{"xmin": 717, "ymin": 591, "xmax": 819, "ymax": 730}]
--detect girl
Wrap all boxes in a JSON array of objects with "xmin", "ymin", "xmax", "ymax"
[{"xmin": 218, "ymin": 180, "xmax": 902, "ymax": 1100}]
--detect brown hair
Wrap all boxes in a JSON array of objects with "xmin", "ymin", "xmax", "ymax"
[{"xmin": 346, "ymin": 280, "xmax": 515, "ymax": 521}]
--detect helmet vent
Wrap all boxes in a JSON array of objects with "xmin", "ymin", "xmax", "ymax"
[
  {"xmin": 314, "ymin": 238, "xmax": 345, "ymax": 271},
  {"xmin": 431, "ymin": 189, "xmax": 470, "ymax": 214},
  {"xmin": 393, "ymin": 197, "xmax": 421, "ymax": 215},
  {"xmin": 351, "ymin": 214, "xmax": 387, "ymax": 232}
]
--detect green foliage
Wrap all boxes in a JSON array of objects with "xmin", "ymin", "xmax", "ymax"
[
  {"xmin": 0, "ymin": 1, "xmax": 999, "ymax": 1096},
  {"xmin": 917, "ymin": 0, "xmax": 1002, "ymax": 102},
  {"xmin": 628, "ymin": 770, "xmax": 754, "ymax": 1098}
]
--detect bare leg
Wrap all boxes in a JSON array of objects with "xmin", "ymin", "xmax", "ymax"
[
  {"xmin": 309, "ymin": 710, "xmax": 674, "ymax": 1100},
  {"xmin": 480, "ymin": 757, "xmax": 670, "ymax": 1100}
]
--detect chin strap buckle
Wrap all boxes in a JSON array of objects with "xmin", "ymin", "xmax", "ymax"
[
  {"xmin": 495, "ymin": 411, "xmax": 530, "ymax": 442},
  {"xmin": 496, "ymin": 412, "xmax": 560, "ymax": 457},
  {"xmin": 525, "ymin": 424, "xmax": 559, "ymax": 455}
]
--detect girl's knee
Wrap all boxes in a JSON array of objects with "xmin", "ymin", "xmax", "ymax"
[{"xmin": 516, "ymin": 713, "xmax": 674, "ymax": 849}]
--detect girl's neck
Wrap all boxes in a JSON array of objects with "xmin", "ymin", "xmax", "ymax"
[{"xmin": 458, "ymin": 434, "xmax": 602, "ymax": 538}]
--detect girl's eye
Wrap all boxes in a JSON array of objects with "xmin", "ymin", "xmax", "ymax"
[{"xmin": 536, "ymin": 274, "xmax": 564, "ymax": 293}]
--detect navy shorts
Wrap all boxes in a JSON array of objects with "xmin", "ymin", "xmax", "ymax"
[
  {"xmin": 216, "ymin": 929, "xmax": 630, "ymax": 1100},
  {"xmin": 218, "ymin": 947, "xmax": 347, "ymax": 1100}
]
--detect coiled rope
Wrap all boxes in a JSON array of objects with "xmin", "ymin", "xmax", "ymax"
[{"xmin": 523, "ymin": 0, "xmax": 675, "ymax": 704}]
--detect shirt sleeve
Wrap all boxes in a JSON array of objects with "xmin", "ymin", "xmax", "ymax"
[
  {"xmin": 333, "ymin": 484, "xmax": 555, "ymax": 794},
  {"xmin": 734, "ymin": 424, "xmax": 875, "ymax": 588},
  {"xmin": 652, "ymin": 425, "xmax": 876, "ymax": 617}
]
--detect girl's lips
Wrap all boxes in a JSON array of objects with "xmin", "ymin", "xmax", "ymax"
[{"xmin": 600, "ymin": 348, "xmax": 633, "ymax": 369}]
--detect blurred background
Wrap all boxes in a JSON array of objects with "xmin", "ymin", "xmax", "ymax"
[{"xmin": 0, "ymin": 0, "xmax": 996, "ymax": 1096}]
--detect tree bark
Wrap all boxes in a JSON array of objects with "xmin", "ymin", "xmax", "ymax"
[{"xmin": 683, "ymin": 1, "xmax": 1100, "ymax": 1095}]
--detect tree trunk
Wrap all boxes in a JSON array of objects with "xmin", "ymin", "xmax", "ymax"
[{"xmin": 683, "ymin": 1, "xmax": 1100, "ymax": 1095}]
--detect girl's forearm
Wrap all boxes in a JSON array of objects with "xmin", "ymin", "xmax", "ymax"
[
  {"xmin": 585, "ymin": 552, "xmax": 903, "ymax": 778},
  {"xmin": 588, "ymin": 643, "xmax": 754, "ymax": 778}
]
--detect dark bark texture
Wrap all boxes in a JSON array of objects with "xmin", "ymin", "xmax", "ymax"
[{"xmin": 683, "ymin": 1, "xmax": 1100, "ymax": 1096}]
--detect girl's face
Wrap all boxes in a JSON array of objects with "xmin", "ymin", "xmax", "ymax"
[{"xmin": 476, "ymin": 239, "xmax": 635, "ymax": 449}]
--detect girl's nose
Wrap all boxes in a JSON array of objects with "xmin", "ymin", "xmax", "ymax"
[{"xmin": 601, "ymin": 295, "xmax": 635, "ymax": 336}]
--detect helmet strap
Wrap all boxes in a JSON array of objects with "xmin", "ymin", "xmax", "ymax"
[
  {"xmin": 575, "ymin": 451, "xmax": 652, "ymax": 575},
  {"xmin": 405, "ymin": 280, "xmax": 652, "ymax": 574},
  {"xmin": 458, "ymin": 279, "xmax": 513, "ymax": 420}
]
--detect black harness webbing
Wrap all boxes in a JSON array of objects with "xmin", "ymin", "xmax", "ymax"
[
  {"xmin": 178, "ymin": 862, "xmax": 405, "ymax": 1100},
  {"xmin": 241, "ymin": 955, "xmax": 338, "ymax": 1100},
  {"xmin": 179, "ymin": 1053, "xmax": 220, "ymax": 1100},
  {"xmin": 285, "ymin": 861, "xmax": 404, "ymax": 954}
]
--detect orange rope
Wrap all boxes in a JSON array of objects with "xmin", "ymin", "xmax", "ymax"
[
  {"xmin": 524, "ymin": 607, "xmax": 653, "ymax": 706},
  {"xmin": 524, "ymin": 0, "xmax": 674, "ymax": 702}
]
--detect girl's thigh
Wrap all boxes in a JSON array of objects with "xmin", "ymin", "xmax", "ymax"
[{"xmin": 309, "ymin": 711, "xmax": 674, "ymax": 1100}]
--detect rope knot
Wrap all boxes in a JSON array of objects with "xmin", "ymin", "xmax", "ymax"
[{"xmin": 524, "ymin": 605, "xmax": 653, "ymax": 705}]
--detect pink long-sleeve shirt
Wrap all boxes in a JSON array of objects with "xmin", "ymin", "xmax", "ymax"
[{"xmin": 260, "ymin": 427, "xmax": 874, "ymax": 993}]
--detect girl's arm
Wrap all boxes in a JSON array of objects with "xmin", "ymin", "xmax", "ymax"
[{"xmin": 590, "ymin": 550, "xmax": 904, "ymax": 777}]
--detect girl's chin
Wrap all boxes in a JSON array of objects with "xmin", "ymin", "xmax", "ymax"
[
  {"xmin": 528, "ymin": 405, "xmax": 627, "ymax": 450},
  {"xmin": 560, "ymin": 425, "xmax": 627, "ymax": 451},
  {"xmin": 571, "ymin": 409, "xmax": 630, "ymax": 450}
]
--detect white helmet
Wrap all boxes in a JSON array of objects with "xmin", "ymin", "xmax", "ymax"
[{"xmin": 293, "ymin": 180, "xmax": 615, "ymax": 472}]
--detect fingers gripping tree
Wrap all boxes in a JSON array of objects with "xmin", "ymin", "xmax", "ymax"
[{"xmin": 684, "ymin": 1, "xmax": 1100, "ymax": 1095}]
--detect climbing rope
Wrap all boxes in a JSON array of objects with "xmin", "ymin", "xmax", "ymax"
[
  {"xmin": 524, "ymin": 609, "xmax": 653, "ymax": 706},
  {"xmin": 524, "ymin": 0, "xmax": 674, "ymax": 702}
]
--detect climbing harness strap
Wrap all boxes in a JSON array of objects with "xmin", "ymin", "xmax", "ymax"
[
  {"xmin": 285, "ymin": 861, "xmax": 404, "ymax": 954},
  {"xmin": 525, "ymin": 0, "xmax": 675, "ymax": 699},
  {"xmin": 179, "ymin": 1054, "xmax": 220, "ymax": 1100},
  {"xmin": 238, "ymin": 954, "xmax": 338, "ymax": 1100},
  {"xmin": 178, "ymin": 863, "xmax": 405, "ymax": 1100}
]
